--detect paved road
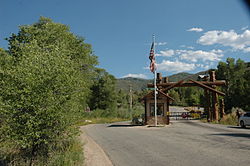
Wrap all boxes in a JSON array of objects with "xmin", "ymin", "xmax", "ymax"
[{"xmin": 84, "ymin": 120, "xmax": 250, "ymax": 166}]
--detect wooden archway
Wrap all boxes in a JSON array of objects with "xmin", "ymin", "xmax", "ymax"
[{"xmin": 147, "ymin": 71, "xmax": 226, "ymax": 122}]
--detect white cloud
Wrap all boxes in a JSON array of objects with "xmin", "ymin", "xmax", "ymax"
[
  {"xmin": 198, "ymin": 29, "xmax": 250, "ymax": 52},
  {"xmin": 195, "ymin": 64, "xmax": 210, "ymax": 70},
  {"xmin": 157, "ymin": 49, "xmax": 223, "ymax": 62},
  {"xmin": 156, "ymin": 49, "xmax": 174, "ymax": 57},
  {"xmin": 180, "ymin": 45, "xmax": 194, "ymax": 49},
  {"xmin": 156, "ymin": 60, "xmax": 196, "ymax": 73},
  {"xmin": 241, "ymin": 26, "xmax": 248, "ymax": 31},
  {"xmin": 156, "ymin": 42, "xmax": 167, "ymax": 46},
  {"xmin": 122, "ymin": 73, "xmax": 148, "ymax": 79},
  {"xmin": 187, "ymin": 46, "xmax": 194, "ymax": 49},
  {"xmin": 187, "ymin": 27, "xmax": 203, "ymax": 32},
  {"xmin": 243, "ymin": 47, "xmax": 250, "ymax": 52},
  {"xmin": 178, "ymin": 49, "xmax": 224, "ymax": 62}
]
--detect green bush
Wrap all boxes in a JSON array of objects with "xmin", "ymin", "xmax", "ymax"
[{"xmin": 0, "ymin": 17, "xmax": 97, "ymax": 165}]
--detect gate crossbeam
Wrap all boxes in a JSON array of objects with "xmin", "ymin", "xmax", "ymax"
[{"xmin": 189, "ymin": 79, "xmax": 225, "ymax": 96}]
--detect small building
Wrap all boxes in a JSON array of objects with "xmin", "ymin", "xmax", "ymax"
[{"xmin": 141, "ymin": 90, "xmax": 174, "ymax": 125}]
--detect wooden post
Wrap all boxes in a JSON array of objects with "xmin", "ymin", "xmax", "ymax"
[
  {"xmin": 157, "ymin": 73, "xmax": 162, "ymax": 84},
  {"xmin": 204, "ymin": 89, "xmax": 211, "ymax": 122},
  {"xmin": 144, "ymin": 100, "xmax": 147, "ymax": 125},
  {"xmin": 210, "ymin": 71, "xmax": 219, "ymax": 121},
  {"xmin": 165, "ymin": 77, "xmax": 170, "ymax": 125},
  {"xmin": 219, "ymin": 99, "xmax": 225, "ymax": 119},
  {"xmin": 166, "ymin": 98, "xmax": 170, "ymax": 125},
  {"xmin": 163, "ymin": 77, "xmax": 168, "ymax": 83}
]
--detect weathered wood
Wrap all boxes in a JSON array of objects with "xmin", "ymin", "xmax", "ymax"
[
  {"xmin": 210, "ymin": 71, "xmax": 219, "ymax": 121},
  {"xmin": 189, "ymin": 79, "xmax": 225, "ymax": 96},
  {"xmin": 144, "ymin": 72, "xmax": 226, "ymax": 123},
  {"xmin": 162, "ymin": 77, "xmax": 168, "ymax": 83},
  {"xmin": 147, "ymin": 80, "xmax": 226, "ymax": 88},
  {"xmin": 166, "ymin": 98, "xmax": 170, "ymax": 125},
  {"xmin": 157, "ymin": 73, "xmax": 162, "ymax": 84},
  {"xmin": 141, "ymin": 90, "xmax": 174, "ymax": 101},
  {"xmin": 212, "ymin": 92, "xmax": 219, "ymax": 121},
  {"xmin": 158, "ymin": 90, "xmax": 175, "ymax": 101},
  {"xmin": 204, "ymin": 89, "xmax": 211, "ymax": 122},
  {"xmin": 161, "ymin": 79, "xmax": 185, "ymax": 92},
  {"xmin": 219, "ymin": 99, "xmax": 225, "ymax": 119}
]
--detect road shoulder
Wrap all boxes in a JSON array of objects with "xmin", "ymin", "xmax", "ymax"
[{"xmin": 80, "ymin": 125, "xmax": 113, "ymax": 166}]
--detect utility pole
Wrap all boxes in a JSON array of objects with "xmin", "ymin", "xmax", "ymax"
[{"xmin": 129, "ymin": 84, "xmax": 133, "ymax": 119}]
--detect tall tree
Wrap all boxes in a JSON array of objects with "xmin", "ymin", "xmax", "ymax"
[
  {"xmin": 88, "ymin": 68, "xmax": 117, "ymax": 114},
  {"xmin": 216, "ymin": 58, "xmax": 248, "ymax": 112},
  {"xmin": 0, "ymin": 17, "xmax": 98, "ymax": 164}
]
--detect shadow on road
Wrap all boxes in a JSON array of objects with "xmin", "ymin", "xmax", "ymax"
[
  {"xmin": 211, "ymin": 133, "xmax": 250, "ymax": 139},
  {"xmin": 107, "ymin": 124, "xmax": 142, "ymax": 128},
  {"xmin": 227, "ymin": 126, "xmax": 250, "ymax": 130}
]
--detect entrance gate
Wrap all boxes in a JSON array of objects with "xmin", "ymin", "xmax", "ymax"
[{"xmin": 142, "ymin": 70, "xmax": 226, "ymax": 125}]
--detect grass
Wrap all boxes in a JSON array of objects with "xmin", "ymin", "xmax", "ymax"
[
  {"xmin": 47, "ymin": 138, "xmax": 84, "ymax": 166},
  {"xmin": 75, "ymin": 117, "xmax": 130, "ymax": 126},
  {"xmin": 200, "ymin": 113, "xmax": 238, "ymax": 126},
  {"xmin": 0, "ymin": 108, "xmax": 133, "ymax": 166},
  {"xmin": 217, "ymin": 113, "xmax": 238, "ymax": 126},
  {"xmin": 0, "ymin": 137, "xmax": 84, "ymax": 166}
]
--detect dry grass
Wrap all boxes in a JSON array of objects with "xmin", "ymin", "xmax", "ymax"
[{"xmin": 75, "ymin": 117, "xmax": 129, "ymax": 126}]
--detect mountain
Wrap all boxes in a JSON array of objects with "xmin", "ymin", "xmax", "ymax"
[
  {"xmin": 116, "ymin": 77, "xmax": 151, "ymax": 91},
  {"xmin": 168, "ymin": 71, "xmax": 209, "ymax": 82},
  {"xmin": 116, "ymin": 70, "xmax": 210, "ymax": 91},
  {"xmin": 168, "ymin": 72, "xmax": 193, "ymax": 82}
]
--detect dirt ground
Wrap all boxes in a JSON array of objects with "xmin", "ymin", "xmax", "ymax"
[{"xmin": 80, "ymin": 125, "xmax": 113, "ymax": 166}]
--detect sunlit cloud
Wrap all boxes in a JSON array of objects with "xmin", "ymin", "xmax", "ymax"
[
  {"xmin": 122, "ymin": 73, "xmax": 148, "ymax": 79},
  {"xmin": 156, "ymin": 42, "xmax": 167, "ymax": 46},
  {"xmin": 180, "ymin": 45, "xmax": 194, "ymax": 49},
  {"xmin": 156, "ymin": 49, "xmax": 224, "ymax": 62},
  {"xmin": 241, "ymin": 26, "xmax": 248, "ymax": 31},
  {"xmin": 178, "ymin": 49, "xmax": 224, "ymax": 62},
  {"xmin": 156, "ymin": 60, "xmax": 196, "ymax": 73},
  {"xmin": 198, "ymin": 29, "xmax": 250, "ymax": 52},
  {"xmin": 156, "ymin": 49, "xmax": 174, "ymax": 57},
  {"xmin": 187, "ymin": 27, "xmax": 203, "ymax": 32}
]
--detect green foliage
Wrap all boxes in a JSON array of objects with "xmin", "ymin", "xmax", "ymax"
[
  {"xmin": 168, "ymin": 72, "xmax": 193, "ymax": 82},
  {"xmin": 88, "ymin": 68, "xmax": 117, "ymax": 113},
  {"xmin": 168, "ymin": 87, "xmax": 203, "ymax": 107},
  {"xmin": 116, "ymin": 77, "xmax": 150, "ymax": 91},
  {"xmin": 0, "ymin": 17, "xmax": 97, "ymax": 165},
  {"xmin": 169, "ymin": 90, "xmax": 181, "ymax": 105},
  {"xmin": 46, "ymin": 138, "xmax": 83, "ymax": 166},
  {"xmin": 216, "ymin": 58, "xmax": 249, "ymax": 112}
]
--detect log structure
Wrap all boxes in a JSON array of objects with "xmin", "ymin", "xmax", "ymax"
[{"xmin": 142, "ymin": 70, "xmax": 226, "ymax": 124}]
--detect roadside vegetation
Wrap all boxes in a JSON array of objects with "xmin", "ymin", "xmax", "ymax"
[{"xmin": 0, "ymin": 17, "xmax": 144, "ymax": 166}]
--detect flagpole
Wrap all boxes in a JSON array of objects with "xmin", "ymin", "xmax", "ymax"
[{"xmin": 153, "ymin": 35, "xmax": 157, "ymax": 127}]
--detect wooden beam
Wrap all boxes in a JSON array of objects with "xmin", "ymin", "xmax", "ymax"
[
  {"xmin": 140, "ymin": 90, "xmax": 175, "ymax": 101},
  {"xmin": 161, "ymin": 79, "xmax": 185, "ymax": 91},
  {"xmin": 158, "ymin": 90, "xmax": 175, "ymax": 101},
  {"xmin": 147, "ymin": 80, "xmax": 226, "ymax": 88},
  {"xmin": 189, "ymin": 79, "xmax": 225, "ymax": 96}
]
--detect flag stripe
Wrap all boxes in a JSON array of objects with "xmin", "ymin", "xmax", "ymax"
[{"xmin": 149, "ymin": 42, "xmax": 156, "ymax": 73}]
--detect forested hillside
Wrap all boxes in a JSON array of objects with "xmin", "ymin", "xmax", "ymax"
[
  {"xmin": 116, "ymin": 77, "xmax": 150, "ymax": 91},
  {"xmin": 117, "ymin": 71, "xmax": 209, "ymax": 91}
]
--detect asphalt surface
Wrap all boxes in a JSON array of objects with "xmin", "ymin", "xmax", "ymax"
[{"xmin": 84, "ymin": 120, "xmax": 250, "ymax": 166}]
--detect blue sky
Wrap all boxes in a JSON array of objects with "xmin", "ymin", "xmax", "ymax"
[{"xmin": 1, "ymin": 0, "xmax": 250, "ymax": 79}]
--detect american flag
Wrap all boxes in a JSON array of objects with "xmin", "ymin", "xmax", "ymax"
[{"xmin": 149, "ymin": 42, "xmax": 156, "ymax": 73}]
